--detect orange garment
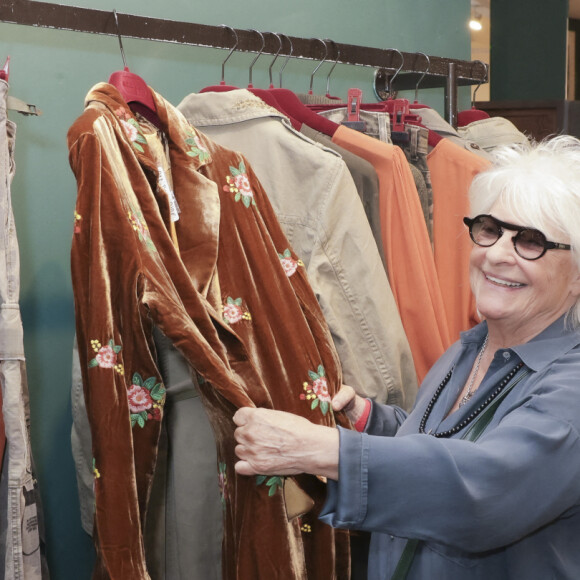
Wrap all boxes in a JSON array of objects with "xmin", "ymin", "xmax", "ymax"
[
  {"xmin": 427, "ymin": 138, "xmax": 491, "ymax": 341},
  {"xmin": 332, "ymin": 125, "xmax": 451, "ymax": 383}
]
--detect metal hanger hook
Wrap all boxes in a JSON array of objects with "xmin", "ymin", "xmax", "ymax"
[
  {"xmin": 246, "ymin": 29, "xmax": 265, "ymax": 87},
  {"xmin": 279, "ymin": 34, "xmax": 294, "ymax": 88},
  {"xmin": 414, "ymin": 52, "xmax": 430, "ymax": 102},
  {"xmin": 268, "ymin": 32, "xmax": 283, "ymax": 87},
  {"xmin": 471, "ymin": 60, "xmax": 488, "ymax": 106},
  {"xmin": 308, "ymin": 38, "xmax": 328, "ymax": 93},
  {"xmin": 387, "ymin": 48, "xmax": 405, "ymax": 95},
  {"xmin": 220, "ymin": 25, "xmax": 238, "ymax": 84},
  {"xmin": 112, "ymin": 9, "xmax": 128, "ymax": 69},
  {"xmin": 325, "ymin": 39, "xmax": 340, "ymax": 96}
]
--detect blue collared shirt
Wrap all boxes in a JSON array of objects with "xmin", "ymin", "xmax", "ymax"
[{"xmin": 321, "ymin": 315, "xmax": 580, "ymax": 579}]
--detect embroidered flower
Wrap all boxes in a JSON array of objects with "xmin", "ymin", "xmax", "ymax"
[
  {"xmin": 223, "ymin": 161, "xmax": 256, "ymax": 208},
  {"xmin": 128, "ymin": 205, "xmax": 155, "ymax": 251},
  {"xmin": 278, "ymin": 249, "xmax": 304, "ymax": 277},
  {"xmin": 256, "ymin": 475, "xmax": 284, "ymax": 497},
  {"xmin": 129, "ymin": 372, "xmax": 166, "ymax": 428},
  {"xmin": 185, "ymin": 129, "xmax": 211, "ymax": 162},
  {"xmin": 223, "ymin": 297, "xmax": 252, "ymax": 325},
  {"xmin": 218, "ymin": 462, "xmax": 228, "ymax": 507},
  {"xmin": 301, "ymin": 365, "xmax": 332, "ymax": 416},
  {"xmin": 73, "ymin": 211, "xmax": 82, "ymax": 234},
  {"xmin": 114, "ymin": 107, "xmax": 148, "ymax": 153},
  {"xmin": 89, "ymin": 339, "xmax": 124, "ymax": 374},
  {"xmin": 92, "ymin": 457, "xmax": 100, "ymax": 479}
]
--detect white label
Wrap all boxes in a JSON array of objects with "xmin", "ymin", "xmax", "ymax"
[{"xmin": 158, "ymin": 166, "xmax": 180, "ymax": 222}]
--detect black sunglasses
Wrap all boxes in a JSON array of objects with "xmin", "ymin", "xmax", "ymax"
[{"xmin": 463, "ymin": 214, "xmax": 571, "ymax": 260}]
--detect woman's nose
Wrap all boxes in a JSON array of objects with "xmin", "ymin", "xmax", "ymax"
[{"xmin": 484, "ymin": 231, "xmax": 517, "ymax": 262}]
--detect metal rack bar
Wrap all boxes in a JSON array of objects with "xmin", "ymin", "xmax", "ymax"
[{"xmin": 0, "ymin": 0, "xmax": 488, "ymax": 124}]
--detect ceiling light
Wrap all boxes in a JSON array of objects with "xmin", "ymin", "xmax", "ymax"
[{"xmin": 469, "ymin": 16, "xmax": 483, "ymax": 31}]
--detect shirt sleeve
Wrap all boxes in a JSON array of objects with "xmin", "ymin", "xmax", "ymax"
[{"xmin": 321, "ymin": 403, "xmax": 580, "ymax": 553}]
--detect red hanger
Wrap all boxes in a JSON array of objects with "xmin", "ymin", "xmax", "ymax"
[
  {"xmin": 0, "ymin": 56, "xmax": 10, "ymax": 82},
  {"xmin": 457, "ymin": 61, "xmax": 490, "ymax": 127},
  {"xmin": 109, "ymin": 11, "xmax": 159, "ymax": 127}
]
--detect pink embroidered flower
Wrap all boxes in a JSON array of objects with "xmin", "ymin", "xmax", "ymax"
[
  {"xmin": 127, "ymin": 384, "xmax": 153, "ymax": 413},
  {"xmin": 223, "ymin": 303, "xmax": 243, "ymax": 324},
  {"xmin": 234, "ymin": 173, "xmax": 253, "ymax": 196},
  {"xmin": 281, "ymin": 257, "xmax": 298, "ymax": 276},
  {"xmin": 114, "ymin": 107, "xmax": 131, "ymax": 121},
  {"xmin": 311, "ymin": 377, "xmax": 331, "ymax": 402},
  {"xmin": 96, "ymin": 345, "xmax": 117, "ymax": 368},
  {"xmin": 120, "ymin": 119, "xmax": 139, "ymax": 143}
]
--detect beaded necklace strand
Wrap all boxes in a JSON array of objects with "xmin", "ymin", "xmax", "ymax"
[{"xmin": 419, "ymin": 361, "xmax": 525, "ymax": 438}]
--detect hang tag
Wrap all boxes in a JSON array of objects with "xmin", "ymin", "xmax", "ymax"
[{"xmin": 157, "ymin": 166, "xmax": 180, "ymax": 222}]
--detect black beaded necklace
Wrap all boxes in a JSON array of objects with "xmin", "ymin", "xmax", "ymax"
[{"xmin": 418, "ymin": 361, "xmax": 525, "ymax": 438}]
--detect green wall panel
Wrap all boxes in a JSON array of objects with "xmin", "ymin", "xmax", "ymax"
[
  {"xmin": 0, "ymin": 1, "xmax": 471, "ymax": 577},
  {"xmin": 490, "ymin": 0, "xmax": 568, "ymax": 100}
]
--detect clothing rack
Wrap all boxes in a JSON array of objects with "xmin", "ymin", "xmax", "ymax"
[{"xmin": 0, "ymin": 0, "xmax": 488, "ymax": 126}]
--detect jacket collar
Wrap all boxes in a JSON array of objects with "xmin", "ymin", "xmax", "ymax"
[
  {"xmin": 85, "ymin": 82, "xmax": 213, "ymax": 175},
  {"xmin": 178, "ymin": 89, "xmax": 290, "ymax": 127}
]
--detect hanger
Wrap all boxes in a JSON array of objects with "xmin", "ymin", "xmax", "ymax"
[
  {"xmin": 200, "ymin": 25, "xmax": 240, "ymax": 93},
  {"xmin": 108, "ymin": 9, "xmax": 159, "ymax": 125},
  {"xmin": 412, "ymin": 52, "xmax": 430, "ymax": 106},
  {"xmin": 307, "ymin": 38, "xmax": 328, "ymax": 95},
  {"xmin": 324, "ymin": 39, "xmax": 343, "ymax": 101},
  {"xmin": 267, "ymin": 32, "xmax": 284, "ymax": 89},
  {"xmin": 268, "ymin": 35, "xmax": 340, "ymax": 136},
  {"xmin": 457, "ymin": 60, "xmax": 490, "ymax": 127},
  {"xmin": 247, "ymin": 29, "xmax": 265, "ymax": 88},
  {"xmin": 0, "ymin": 56, "xmax": 9, "ymax": 81}
]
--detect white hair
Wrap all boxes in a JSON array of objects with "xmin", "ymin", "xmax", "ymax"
[{"xmin": 468, "ymin": 135, "xmax": 580, "ymax": 328}]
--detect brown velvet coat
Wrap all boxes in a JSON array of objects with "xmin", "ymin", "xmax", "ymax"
[{"xmin": 67, "ymin": 83, "xmax": 350, "ymax": 579}]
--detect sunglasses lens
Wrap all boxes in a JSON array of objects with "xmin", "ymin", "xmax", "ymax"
[
  {"xmin": 515, "ymin": 229, "xmax": 546, "ymax": 259},
  {"xmin": 471, "ymin": 216, "xmax": 500, "ymax": 246}
]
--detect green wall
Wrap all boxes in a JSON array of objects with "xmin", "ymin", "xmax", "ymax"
[
  {"xmin": 490, "ymin": 0, "xmax": 568, "ymax": 100},
  {"xmin": 0, "ymin": 1, "xmax": 471, "ymax": 577}
]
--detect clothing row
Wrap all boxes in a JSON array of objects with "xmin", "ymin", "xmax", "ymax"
[
  {"xmin": 0, "ymin": 80, "xmax": 49, "ymax": 580},
  {"xmin": 67, "ymin": 80, "xmax": 529, "ymax": 580}
]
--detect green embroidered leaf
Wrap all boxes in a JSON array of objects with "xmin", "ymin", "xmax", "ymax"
[
  {"xmin": 238, "ymin": 161, "xmax": 246, "ymax": 174},
  {"xmin": 134, "ymin": 143, "xmax": 144, "ymax": 153},
  {"xmin": 242, "ymin": 196, "xmax": 251, "ymax": 208},
  {"xmin": 234, "ymin": 192, "xmax": 241, "ymax": 202},
  {"xmin": 130, "ymin": 414, "xmax": 139, "ymax": 427},
  {"xmin": 137, "ymin": 415, "xmax": 146, "ymax": 428},
  {"xmin": 234, "ymin": 298, "xmax": 242, "ymax": 306},
  {"xmin": 88, "ymin": 359, "xmax": 98, "ymax": 368},
  {"xmin": 186, "ymin": 151, "xmax": 197, "ymax": 157},
  {"xmin": 136, "ymin": 134, "xmax": 147, "ymax": 144},
  {"xmin": 283, "ymin": 249, "xmax": 292, "ymax": 258},
  {"xmin": 320, "ymin": 401, "xmax": 329, "ymax": 416},
  {"xmin": 150, "ymin": 384, "xmax": 166, "ymax": 400},
  {"xmin": 266, "ymin": 476, "xmax": 280, "ymax": 487},
  {"xmin": 229, "ymin": 165, "xmax": 239, "ymax": 175},
  {"xmin": 132, "ymin": 373, "xmax": 143, "ymax": 387},
  {"xmin": 113, "ymin": 345, "xmax": 122, "ymax": 354},
  {"xmin": 317, "ymin": 365, "xmax": 325, "ymax": 377},
  {"xmin": 109, "ymin": 339, "xmax": 114, "ymax": 347},
  {"xmin": 256, "ymin": 475, "xmax": 267, "ymax": 485},
  {"xmin": 144, "ymin": 376, "xmax": 157, "ymax": 390},
  {"xmin": 227, "ymin": 296, "xmax": 234, "ymax": 304},
  {"xmin": 308, "ymin": 370, "xmax": 319, "ymax": 381},
  {"xmin": 268, "ymin": 484, "xmax": 278, "ymax": 497},
  {"xmin": 311, "ymin": 398, "xmax": 319, "ymax": 410},
  {"xmin": 185, "ymin": 137, "xmax": 196, "ymax": 145}
]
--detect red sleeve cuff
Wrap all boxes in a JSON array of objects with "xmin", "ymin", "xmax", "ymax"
[{"xmin": 353, "ymin": 399, "xmax": 371, "ymax": 432}]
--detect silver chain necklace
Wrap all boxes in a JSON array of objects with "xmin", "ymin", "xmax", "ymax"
[{"xmin": 459, "ymin": 333, "xmax": 489, "ymax": 407}]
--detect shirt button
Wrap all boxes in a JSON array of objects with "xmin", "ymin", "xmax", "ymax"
[{"xmin": 503, "ymin": 351, "xmax": 511, "ymax": 361}]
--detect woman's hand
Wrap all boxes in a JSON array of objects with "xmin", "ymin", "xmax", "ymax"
[
  {"xmin": 332, "ymin": 384, "xmax": 368, "ymax": 425},
  {"xmin": 233, "ymin": 407, "xmax": 339, "ymax": 480}
]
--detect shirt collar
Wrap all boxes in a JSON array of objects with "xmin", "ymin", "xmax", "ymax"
[{"xmin": 460, "ymin": 315, "xmax": 580, "ymax": 372}]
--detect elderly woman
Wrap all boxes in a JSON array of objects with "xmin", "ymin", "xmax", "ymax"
[{"xmin": 233, "ymin": 135, "xmax": 580, "ymax": 579}]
